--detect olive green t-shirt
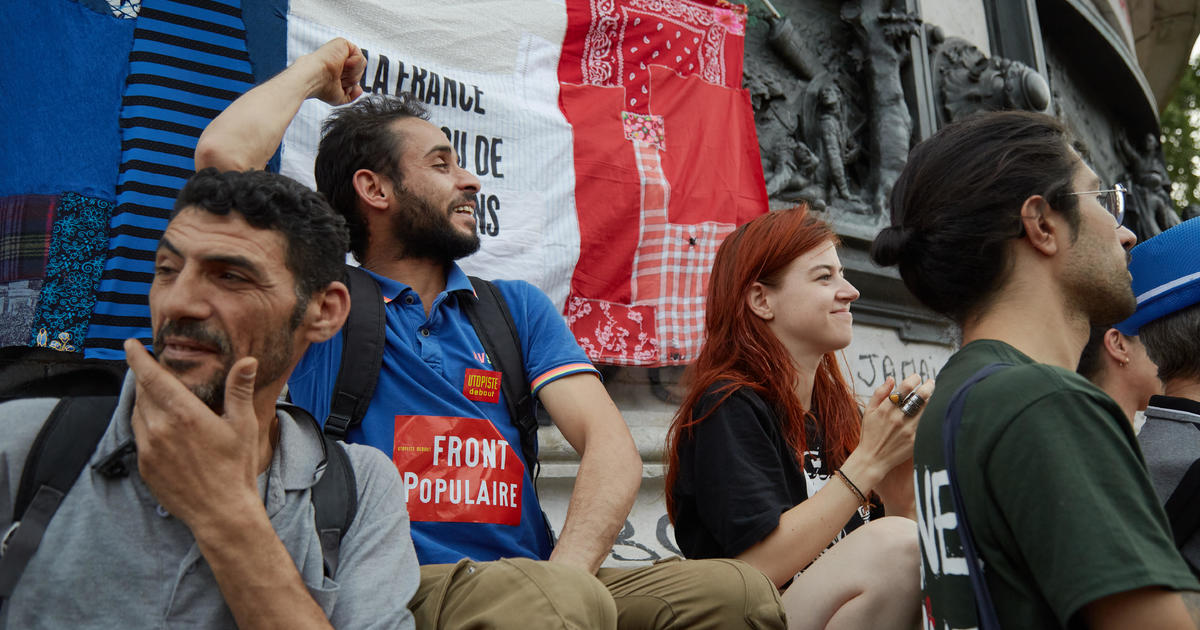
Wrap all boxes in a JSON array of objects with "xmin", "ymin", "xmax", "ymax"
[{"xmin": 915, "ymin": 340, "xmax": 1198, "ymax": 629}]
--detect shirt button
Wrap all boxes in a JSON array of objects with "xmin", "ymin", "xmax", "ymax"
[
  {"xmin": 404, "ymin": 295, "xmax": 415, "ymax": 305},
  {"xmin": 155, "ymin": 504, "xmax": 170, "ymax": 518},
  {"xmin": 420, "ymin": 328, "xmax": 430, "ymax": 337}
]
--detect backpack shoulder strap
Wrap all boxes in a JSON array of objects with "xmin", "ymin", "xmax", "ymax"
[
  {"xmin": 0, "ymin": 396, "xmax": 119, "ymax": 599},
  {"xmin": 461, "ymin": 277, "xmax": 539, "ymax": 478},
  {"xmin": 326, "ymin": 264, "xmax": 386, "ymax": 441},
  {"xmin": 313, "ymin": 438, "xmax": 357, "ymax": 579},
  {"xmin": 280, "ymin": 402, "xmax": 358, "ymax": 580},
  {"xmin": 942, "ymin": 362, "xmax": 1012, "ymax": 630}
]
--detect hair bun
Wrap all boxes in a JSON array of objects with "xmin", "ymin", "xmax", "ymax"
[{"xmin": 870, "ymin": 225, "xmax": 910, "ymax": 267}]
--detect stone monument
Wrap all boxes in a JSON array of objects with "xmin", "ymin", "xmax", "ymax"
[{"xmin": 539, "ymin": 0, "xmax": 1186, "ymax": 567}]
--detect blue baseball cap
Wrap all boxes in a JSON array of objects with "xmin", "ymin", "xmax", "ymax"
[{"xmin": 1115, "ymin": 216, "xmax": 1200, "ymax": 335}]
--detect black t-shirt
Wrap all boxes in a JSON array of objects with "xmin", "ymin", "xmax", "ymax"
[{"xmin": 672, "ymin": 384, "xmax": 875, "ymax": 560}]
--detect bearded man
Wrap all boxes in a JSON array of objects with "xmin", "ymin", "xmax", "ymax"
[
  {"xmin": 196, "ymin": 38, "xmax": 784, "ymax": 629},
  {"xmin": 871, "ymin": 111, "xmax": 1200, "ymax": 629},
  {"xmin": 0, "ymin": 168, "xmax": 417, "ymax": 628}
]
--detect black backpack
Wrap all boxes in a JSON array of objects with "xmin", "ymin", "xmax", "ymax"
[
  {"xmin": 324, "ymin": 266, "xmax": 542, "ymax": 480},
  {"xmin": 0, "ymin": 396, "xmax": 356, "ymax": 605}
]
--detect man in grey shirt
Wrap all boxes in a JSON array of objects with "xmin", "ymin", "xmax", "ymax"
[
  {"xmin": 0, "ymin": 169, "xmax": 417, "ymax": 628},
  {"xmin": 1116, "ymin": 216, "xmax": 1200, "ymax": 576}
]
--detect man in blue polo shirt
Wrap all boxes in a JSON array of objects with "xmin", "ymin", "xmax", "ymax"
[
  {"xmin": 288, "ymin": 270, "xmax": 596, "ymax": 565},
  {"xmin": 197, "ymin": 37, "xmax": 784, "ymax": 629}
]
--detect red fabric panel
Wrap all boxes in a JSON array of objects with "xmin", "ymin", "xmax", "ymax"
[
  {"xmin": 559, "ymin": 82, "xmax": 641, "ymax": 303},
  {"xmin": 650, "ymin": 65, "xmax": 766, "ymax": 226},
  {"xmin": 558, "ymin": 0, "xmax": 763, "ymax": 365}
]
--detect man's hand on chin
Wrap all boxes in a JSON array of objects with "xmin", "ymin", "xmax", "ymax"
[{"xmin": 125, "ymin": 338, "xmax": 265, "ymax": 533}]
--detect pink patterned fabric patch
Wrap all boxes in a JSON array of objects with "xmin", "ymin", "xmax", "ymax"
[
  {"xmin": 622, "ymin": 112, "xmax": 666, "ymax": 150},
  {"xmin": 711, "ymin": 6, "xmax": 745, "ymax": 35}
]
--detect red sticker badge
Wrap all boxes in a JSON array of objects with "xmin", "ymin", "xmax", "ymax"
[
  {"xmin": 393, "ymin": 415, "xmax": 525, "ymax": 525},
  {"xmin": 463, "ymin": 368, "xmax": 502, "ymax": 404}
]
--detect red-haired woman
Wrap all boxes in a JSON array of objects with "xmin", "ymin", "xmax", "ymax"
[{"xmin": 666, "ymin": 207, "xmax": 931, "ymax": 629}]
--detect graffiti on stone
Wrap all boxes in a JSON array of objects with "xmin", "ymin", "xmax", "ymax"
[
  {"xmin": 611, "ymin": 519, "xmax": 664, "ymax": 563},
  {"xmin": 605, "ymin": 514, "xmax": 684, "ymax": 563},
  {"xmin": 851, "ymin": 351, "xmax": 941, "ymax": 389}
]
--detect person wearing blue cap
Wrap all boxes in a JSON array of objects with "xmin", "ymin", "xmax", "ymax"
[
  {"xmin": 1116, "ymin": 216, "xmax": 1200, "ymax": 578},
  {"xmin": 871, "ymin": 110, "xmax": 1200, "ymax": 629}
]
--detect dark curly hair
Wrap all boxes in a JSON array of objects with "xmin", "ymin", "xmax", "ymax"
[
  {"xmin": 314, "ymin": 93, "xmax": 429, "ymax": 261},
  {"xmin": 173, "ymin": 168, "xmax": 349, "ymax": 303},
  {"xmin": 870, "ymin": 110, "xmax": 1083, "ymax": 324}
]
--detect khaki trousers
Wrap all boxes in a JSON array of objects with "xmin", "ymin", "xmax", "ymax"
[{"xmin": 411, "ymin": 556, "xmax": 785, "ymax": 629}]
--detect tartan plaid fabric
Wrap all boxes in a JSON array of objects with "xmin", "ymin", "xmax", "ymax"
[
  {"xmin": 567, "ymin": 141, "xmax": 733, "ymax": 366},
  {"xmin": 0, "ymin": 195, "xmax": 55, "ymax": 283}
]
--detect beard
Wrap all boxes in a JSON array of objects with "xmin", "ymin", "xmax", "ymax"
[
  {"xmin": 152, "ymin": 318, "xmax": 295, "ymax": 414},
  {"xmin": 1064, "ymin": 251, "xmax": 1137, "ymax": 327},
  {"xmin": 389, "ymin": 187, "xmax": 480, "ymax": 263}
]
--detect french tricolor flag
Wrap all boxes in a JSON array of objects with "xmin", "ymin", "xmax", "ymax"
[{"xmin": 281, "ymin": 0, "xmax": 766, "ymax": 366}]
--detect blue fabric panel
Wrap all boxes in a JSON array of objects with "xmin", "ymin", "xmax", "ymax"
[
  {"xmin": 108, "ymin": 210, "xmax": 170, "ymax": 230},
  {"xmin": 122, "ymin": 103, "xmax": 217, "ymax": 130},
  {"xmin": 0, "ymin": 1, "xmax": 136, "ymax": 201},
  {"xmin": 242, "ymin": 0, "xmax": 287, "ymax": 173},
  {"xmin": 139, "ymin": 14, "xmax": 246, "ymax": 48},
  {"xmin": 120, "ymin": 148, "xmax": 197, "ymax": 172},
  {"xmin": 138, "ymin": 37, "xmax": 249, "ymax": 68},
  {"xmin": 243, "ymin": 0, "xmax": 287, "ymax": 82},
  {"xmin": 77, "ymin": 0, "xmax": 118, "ymax": 15},
  {"xmin": 31, "ymin": 193, "xmax": 114, "ymax": 353},
  {"xmin": 86, "ymin": 0, "xmax": 255, "ymax": 359},
  {"xmin": 129, "ymin": 59, "xmax": 254, "ymax": 89},
  {"xmin": 122, "ymin": 85, "xmax": 241, "ymax": 113}
]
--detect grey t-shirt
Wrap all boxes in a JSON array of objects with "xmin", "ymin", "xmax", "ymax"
[{"xmin": 0, "ymin": 375, "xmax": 418, "ymax": 629}]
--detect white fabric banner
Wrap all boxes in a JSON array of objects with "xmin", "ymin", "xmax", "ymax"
[{"xmin": 281, "ymin": 3, "xmax": 579, "ymax": 307}]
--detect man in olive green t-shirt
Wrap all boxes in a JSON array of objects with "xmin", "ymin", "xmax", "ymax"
[{"xmin": 870, "ymin": 111, "xmax": 1200, "ymax": 629}]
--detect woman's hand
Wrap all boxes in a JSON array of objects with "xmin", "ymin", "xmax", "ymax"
[{"xmin": 840, "ymin": 374, "xmax": 934, "ymax": 494}]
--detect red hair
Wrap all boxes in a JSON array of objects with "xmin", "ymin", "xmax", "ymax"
[{"xmin": 665, "ymin": 206, "xmax": 862, "ymax": 522}]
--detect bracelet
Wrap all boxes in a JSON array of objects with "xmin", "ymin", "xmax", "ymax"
[{"xmin": 834, "ymin": 469, "xmax": 870, "ymax": 511}]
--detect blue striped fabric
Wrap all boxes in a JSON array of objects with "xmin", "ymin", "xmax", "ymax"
[{"xmin": 86, "ymin": 0, "xmax": 253, "ymax": 359}]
